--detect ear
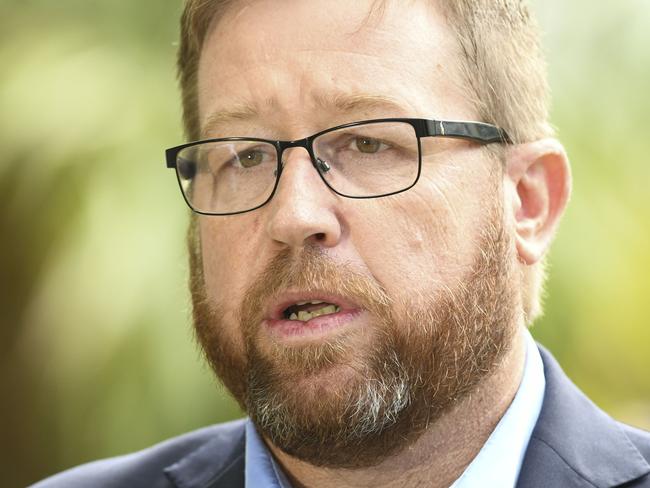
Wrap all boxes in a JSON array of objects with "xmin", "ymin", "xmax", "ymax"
[{"xmin": 504, "ymin": 139, "xmax": 572, "ymax": 265}]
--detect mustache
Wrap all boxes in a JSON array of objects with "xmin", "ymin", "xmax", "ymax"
[{"xmin": 238, "ymin": 245, "xmax": 393, "ymax": 330}]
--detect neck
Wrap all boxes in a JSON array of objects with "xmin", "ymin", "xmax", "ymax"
[{"xmin": 267, "ymin": 326, "xmax": 527, "ymax": 488}]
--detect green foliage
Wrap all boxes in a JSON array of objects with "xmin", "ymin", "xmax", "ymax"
[
  {"xmin": 1, "ymin": 1, "xmax": 648, "ymax": 486},
  {"xmin": 533, "ymin": 0, "xmax": 650, "ymax": 427}
]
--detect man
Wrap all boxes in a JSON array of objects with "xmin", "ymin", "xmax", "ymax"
[{"xmin": 33, "ymin": 0, "xmax": 650, "ymax": 487}]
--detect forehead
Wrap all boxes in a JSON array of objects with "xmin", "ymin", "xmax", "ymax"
[{"xmin": 196, "ymin": 0, "xmax": 474, "ymax": 137}]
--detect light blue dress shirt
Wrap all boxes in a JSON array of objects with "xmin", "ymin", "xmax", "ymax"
[
  {"xmin": 244, "ymin": 329, "xmax": 545, "ymax": 488},
  {"xmin": 245, "ymin": 420, "xmax": 293, "ymax": 488},
  {"xmin": 450, "ymin": 329, "xmax": 546, "ymax": 487}
]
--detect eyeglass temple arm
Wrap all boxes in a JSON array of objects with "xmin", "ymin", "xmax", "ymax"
[{"xmin": 424, "ymin": 120, "xmax": 512, "ymax": 144}]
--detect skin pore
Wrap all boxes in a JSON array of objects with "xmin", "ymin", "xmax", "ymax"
[{"xmin": 189, "ymin": 0, "xmax": 571, "ymax": 487}]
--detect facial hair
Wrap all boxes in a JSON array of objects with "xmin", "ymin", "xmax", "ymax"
[{"xmin": 189, "ymin": 200, "xmax": 519, "ymax": 468}]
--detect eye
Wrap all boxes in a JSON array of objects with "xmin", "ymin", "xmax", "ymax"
[
  {"xmin": 354, "ymin": 137, "xmax": 387, "ymax": 154},
  {"xmin": 238, "ymin": 150, "xmax": 264, "ymax": 168}
]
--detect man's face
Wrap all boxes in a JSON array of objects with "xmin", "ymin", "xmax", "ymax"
[{"xmin": 191, "ymin": 0, "xmax": 522, "ymax": 467}]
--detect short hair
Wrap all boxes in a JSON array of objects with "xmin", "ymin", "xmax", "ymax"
[{"xmin": 176, "ymin": 0, "xmax": 551, "ymax": 323}]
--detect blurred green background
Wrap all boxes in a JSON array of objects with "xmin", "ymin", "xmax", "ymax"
[{"xmin": 1, "ymin": 1, "xmax": 648, "ymax": 486}]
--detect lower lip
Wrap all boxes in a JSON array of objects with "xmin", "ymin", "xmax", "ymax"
[{"xmin": 264, "ymin": 309, "xmax": 363, "ymax": 339}]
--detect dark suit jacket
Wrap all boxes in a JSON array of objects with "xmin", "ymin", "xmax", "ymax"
[{"xmin": 32, "ymin": 346, "xmax": 650, "ymax": 487}]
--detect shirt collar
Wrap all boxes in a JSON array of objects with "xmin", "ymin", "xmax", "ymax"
[
  {"xmin": 244, "ymin": 328, "xmax": 545, "ymax": 488},
  {"xmin": 245, "ymin": 419, "xmax": 292, "ymax": 488},
  {"xmin": 450, "ymin": 328, "xmax": 546, "ymax": 487}
]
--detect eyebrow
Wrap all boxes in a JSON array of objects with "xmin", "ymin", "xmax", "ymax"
[
  {"xmin": 200, "ymin": 92, "xmax": 411, "ymax": 139},
  {"xmin": 315, "ymin": 92, "xmax": 409, "ymax": 115}
]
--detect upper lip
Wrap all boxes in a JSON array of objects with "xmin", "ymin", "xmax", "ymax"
[{"xmin": 266, "ymin": 290, "xmax": 360, "ymax": 320}]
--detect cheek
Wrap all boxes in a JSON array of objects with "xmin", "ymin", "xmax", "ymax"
[
  {"xmin": 199, "ymin": 215, "xmax": 265, "ymax": 317},
  {"xmin": 353, "ymin": 165, "xmax": 486, "ymax": 297}
]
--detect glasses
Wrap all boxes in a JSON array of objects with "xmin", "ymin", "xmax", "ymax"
[{"xmin": 165, "ymin": 118, "xmax": 511, "ymax": 216}]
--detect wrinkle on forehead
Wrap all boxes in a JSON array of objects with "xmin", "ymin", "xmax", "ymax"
[
  {"xmin": 197, "ymin": 0, "xmax": 474, "ymax": 139},
  {"xmin": 200, "ymin": 91, "xmax": 414, "ymax": 139},
  {"xmin": 202, "ymin": 0, "xmax": 446, "ymax": 71}
]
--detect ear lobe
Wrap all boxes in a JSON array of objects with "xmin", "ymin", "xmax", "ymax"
[{"xmin": 505, "ymin": 139, "xmax": 572, "ymax": 265}]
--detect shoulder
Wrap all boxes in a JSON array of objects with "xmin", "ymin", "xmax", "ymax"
[
  {"xmin": 519, "ymin": 345, "xmax": 650, "ymax": 487},
  {"xmin": 30, "ymin": 419, "xmax": 246, "ymax": 488}
]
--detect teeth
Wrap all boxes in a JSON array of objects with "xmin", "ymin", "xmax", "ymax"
[
  {"xmin": 295, "ymin": 300, "xmax": 326, "ymax": 306},
  {"xmin": 289, "ymin": 305, "xmax": 341, "ymax": 322}
]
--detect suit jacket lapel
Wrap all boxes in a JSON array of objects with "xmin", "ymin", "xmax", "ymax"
[
  {"xmin": 164, "ymin": 420, "xmax": 245, "ymax": 488},
  {"xmin": 517, "ymin": 345, "xmax": 650, "ymax": 488}
]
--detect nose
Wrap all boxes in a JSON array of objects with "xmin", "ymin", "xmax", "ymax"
[{"xmin": 265, "ymin": 147, "xmax": 343, "ymax": 249}]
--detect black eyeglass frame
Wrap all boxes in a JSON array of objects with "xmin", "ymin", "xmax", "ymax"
[{"xmin": 165, "ymin": 117, "xmax": 512, "ymax": 216}]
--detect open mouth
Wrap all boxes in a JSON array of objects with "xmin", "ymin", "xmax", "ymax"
[
  {"xmin": 282, "ymin": 301, "xmax": 342, "ymax": 322},
  {"xmin": 265, "ymin": 294, "xmax": 362, "ymax": 339}
]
